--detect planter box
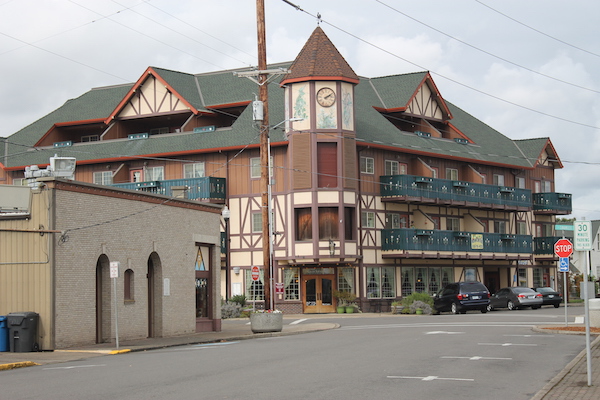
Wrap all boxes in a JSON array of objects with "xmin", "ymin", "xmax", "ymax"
[{"xmin": 250, "ymin": 313, "xmax": 283, "ymax": 333}]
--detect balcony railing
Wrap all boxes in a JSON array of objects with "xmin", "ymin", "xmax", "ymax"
[
  {"xmin": 532, "ymin": 193, "xmax": 572, "ymax": 214},
  {"xmin": 534, "ymin": 236, "xmax": 570, "ymax": 255},
  {"xmin": 111, "ymin": 177, "xmax": 226, "ymax": 201},
  {"xmin": 382, "ymin": 228, "xmax": 532, "ymax": 254},
  {"xmin": 380, "ymin": 175, "xmax": 531, "ymax": 209}
]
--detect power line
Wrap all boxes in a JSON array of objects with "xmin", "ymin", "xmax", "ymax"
[
  {"xmin": 282, "ymin": 0, "xmax": 600, "ymax": 131},
  {"xmin": 475, "ymin": 0, "xmax": 600, "ymax": 59},
  {"xmin": 375, "ymin": 0, "xmax": 600, "ymax": 95}
]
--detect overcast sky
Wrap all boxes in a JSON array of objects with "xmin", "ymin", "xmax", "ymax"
[{"xmin": 1, "ymin": 0, "xmax": 599, "ymax": 220}]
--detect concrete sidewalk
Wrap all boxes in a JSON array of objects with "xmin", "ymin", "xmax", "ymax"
[{"xmin": 1, "ymin": 313, "xmax": 600, "ymax": 399}]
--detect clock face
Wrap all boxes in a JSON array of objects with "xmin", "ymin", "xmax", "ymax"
[{"xmin": 316, "ymin": 87, "xmax": 336, "ymax": 107}]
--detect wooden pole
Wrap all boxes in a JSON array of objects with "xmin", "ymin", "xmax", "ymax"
[{"xmin": 257, "ymin": 0, "xmax": 271, "ymax": 310}]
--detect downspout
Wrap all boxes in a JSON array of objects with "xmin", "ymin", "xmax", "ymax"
[{"xmin": 48, "ymin": 184, "xmax": 57, "ymax": 350}]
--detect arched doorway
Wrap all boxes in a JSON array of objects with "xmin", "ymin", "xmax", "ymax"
[
  {"xmin": 95, "ymin": 255, "xmax": 111, "ymax": 343},
  {"xmin": 147, "ymin": 252, "xmax": 163, "ymax": 338}
]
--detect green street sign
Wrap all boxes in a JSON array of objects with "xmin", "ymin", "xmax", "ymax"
[{"xmin": 555, "ymin": 224, "xmax": 574, "ymax": 231}]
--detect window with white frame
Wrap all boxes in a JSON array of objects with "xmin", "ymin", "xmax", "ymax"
[
  {"xmin": 360, "ymin": 157, "xmax": 374, "ymax": 174},
  {"xmin": 517, "ymin": 221, "xmax": 527, "ymax": 235},
  {"xmin": 12, "ymin": 178, "xmax": 26, "ymax": 186},
  {"xmin": 516, "ymin": 176, "xmax": 526, "ymax": 189},
  {"xmin": 250, "ymin": 157, "xmax": 273, "ymax": 179},
  {"xmin": 284, "ymin": 268, "xmax": 299, "ymax": 300},
  {"xmin": 494, "ymin": 220, "xmax": 506, "ymax": 234},
  {"xmin": 493, "ymin": 174, "xmax": 505, "ymax": 186},
  {"xmin": 81, "ymin": 135, "xmax": 99, "ymax": 142},
  {"xmin": 445, "ymin": 168, "xmax": 458, "ymax": 181},
  {"xmin": 146, "ymin": 166, "xmax": 164, "ymax": 181},
  {"xmin": 252, "ymin": 213, "xmax": 262, "ymax": 233},
  {"xmin": 386, "ymin": 213, "xmax": 407, "ymax": 229},
  {"xmin": 93, "ymin": 171, "xmax": 113, "ymax": 185},
  {"xmin": 184, "ymin": 162, "xmax": 205, "ymax": 178},
  {"xmin": 446, "ymin": 217, "xmax": 460, "ymax": 231},
  {"xmin": 337, "ymin": 267, "xmax": 355, "ymax": 294},
  {"xmin": 542, "ymin": 180, "xmax": 552, "ymax": 192},
  {"xmin": 245, "ymin": 269, "xmax": 264, "ymax": 300},
  {"xmin": 385, "ymin": 160, "xmax": 398, "ymax": 175},
  {"xmin": 361, "ymin": 211, "xmax": 375, "ymax": 228},
  {"xmin": 366, "ymin": 267, "xmax": 396, "ymax": 298}
]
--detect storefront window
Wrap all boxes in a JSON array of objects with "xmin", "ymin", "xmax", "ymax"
[{"xmin": 284, "ymin": 268, "xmax": 299, "ymax": 300}]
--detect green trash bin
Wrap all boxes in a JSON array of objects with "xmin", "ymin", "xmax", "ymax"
[{"xmin": 7, "ymin": 312, "xmax": 39, "ymax": 352}]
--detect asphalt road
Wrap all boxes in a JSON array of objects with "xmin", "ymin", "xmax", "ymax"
[{"xmin": 0, "ymin": 307, "xmax": 586, "ymax": 400}]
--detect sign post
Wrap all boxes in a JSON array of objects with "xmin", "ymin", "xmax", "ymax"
[
  {"xmin": 251, "ymin": 266, "xmax": 260, "ymax": 312},
  {"xmin": 109, "ymin": 261, "xmax": 120, "ymax": 350},
  {"xmin": 554, "ymin": 239, "xmax": 573, "ymax": 328},
  {"xmin": 573, "ymin": 220, "xmax": 593, "ymax": 387}
]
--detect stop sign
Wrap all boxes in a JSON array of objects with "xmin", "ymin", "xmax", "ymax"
[
  {"xmin": 554, "ymin": 238, "xmax": 573, "ymax": 258},
  {"xmin": 251, "ymin": 266, "xmax": 260, "ymax": 281}
]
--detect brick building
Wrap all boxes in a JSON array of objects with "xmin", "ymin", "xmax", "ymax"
[{"xmin": 0, "ymin": 179, "xmax": 222, "ymax": 350}]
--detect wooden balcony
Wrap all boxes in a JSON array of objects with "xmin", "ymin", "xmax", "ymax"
[
  {"xmin": 111, "ymin": 177, "xmax": 226, "ymax": 202},
  {"xmin": 532, "ymin": 193, "xmax": 572, "ymax": 215},
  {"xmin": 381, "ymin": 228, "xmax": 532, "ymax": 259},
  {"xmin": 380, "ymin": 175, "xmax": 531, "ymax": 211}
]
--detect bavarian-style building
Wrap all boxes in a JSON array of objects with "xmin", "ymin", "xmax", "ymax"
[{"xmin": 1, "ymin": 27, "xmax": 571, "ymax": 315}]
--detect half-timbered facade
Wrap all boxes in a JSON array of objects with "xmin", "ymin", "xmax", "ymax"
[{"xmin": 1, "ymin": 27, "xmax": 571, "ymax": 314}]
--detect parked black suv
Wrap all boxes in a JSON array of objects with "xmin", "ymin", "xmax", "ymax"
[{"xmin": 434, "ymin": 282, "xmax": 490, "ymax": 314}]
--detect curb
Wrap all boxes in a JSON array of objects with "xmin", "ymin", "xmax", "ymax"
[
  {"xmin": 0, "ymin": 361, "xmax": 39, "ymax": 371},
  {"xmin": 530, "ymin": 333, "xmax": 600, "ymax": 400}
]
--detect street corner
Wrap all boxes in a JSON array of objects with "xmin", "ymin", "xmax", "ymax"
[{"xmin": 0, "ymin": 361, "xmax": 39, "ymax": 371}]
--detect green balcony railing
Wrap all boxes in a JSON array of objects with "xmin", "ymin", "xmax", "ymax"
[
  {"xmin": 111, "ymin": 177, "xmax": 226, "ymax": 201},
  {"xmin": 382, "ymin": 228, "xmax": 533, "ymax": 254},
  {"xmin": 380, "ymin": 175, "xmax": 531, "ymax": 209},
  {"xmin": 534, "ymin": 236, "xmax": 566, "ymax": 255},
  {"xmin": 532, "ymin": 193, "xmax": 572, "ymax": 214}
]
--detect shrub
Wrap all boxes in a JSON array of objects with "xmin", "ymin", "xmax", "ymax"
[
  {"xmin": 221, "ymin": 301, "xmax": 242, "ymax": 319},
  {"xmin": 409, "ymin": 300, "xmax": 432, "ymax": 315},
  {"xmin": 230, "ymin": 294, "xmax": 247, "ymax": 307},
  {"xmin": 401, "ymin": 292, "xmax": 433, "ymax": 308}
]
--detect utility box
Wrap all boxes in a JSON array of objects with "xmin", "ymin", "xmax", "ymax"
[{"xmin": 7, "ymin": 312, "xmax": 39, "ymax": 352}]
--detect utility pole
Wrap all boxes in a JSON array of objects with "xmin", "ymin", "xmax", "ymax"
[{"xmin": 257, "ymin": 0, "xmax": 271, "ymax": 310}]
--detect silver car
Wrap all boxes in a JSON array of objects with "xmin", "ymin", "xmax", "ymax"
[{"xmin": 487, "ymin": 287, "xmax": 543, "ymax": 311}]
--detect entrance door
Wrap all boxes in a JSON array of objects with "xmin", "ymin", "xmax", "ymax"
[
  {"xmin": 485, "ymin": 271, "xmax": 500, "ymax": 295},
  {"xmin": 303, "ymin": 275, "xmax": 335, "ymax": 313}
]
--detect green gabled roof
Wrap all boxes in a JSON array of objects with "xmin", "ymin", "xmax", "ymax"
[
  {"xmin": 3, "ymin": 64, "xmax": 544, "ymax": 171},
  {"xmin": 353, "ymin": 74, "xmax": 535, "ymax": 168},
  {"xmin": 366, "ymin": 72, "xmax": 428, "ymax": 109},
  {"xmin": 150, "ymin": 67, "xmax": 204, "ymax": 112},
  {"xmin": 514, "ymin": 138, "xmax": 554, "ymax": 167}
]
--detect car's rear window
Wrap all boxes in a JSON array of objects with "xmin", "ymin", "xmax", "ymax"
[
  {"xmin": 513, "ymin": 287, "xmax": 534, "ymax": 294},
  {"xmin": 536, "ymin": 287, "xmax": 554, "ymax": 293},
  {"xmin": 460, "ymin": 282, "xmax": 487, "ymax": 293}
]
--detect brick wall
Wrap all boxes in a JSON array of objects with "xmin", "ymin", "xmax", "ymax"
[{"xmin": 52, "ymin": 185, "xmax": 221, "ymax": 349}]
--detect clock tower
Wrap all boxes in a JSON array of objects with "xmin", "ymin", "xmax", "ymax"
[{"xmin": 281, "ymin": 26, "xmax": 360, "ymax": 190}]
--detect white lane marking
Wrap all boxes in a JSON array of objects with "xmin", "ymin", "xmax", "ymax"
[
  {"xmin": 388, "ymin": 375, "xmax": 474, "ymax": 382},
  {"xmin": 478, "ymin": 343, "xmax": 538, "ymax": 347},
  {"xmin": 441, "ymin": 356, "xmax": 512, "ymax": 361},
  {"xmin": 290, "ymin": 318, "xmax": 308, "ymax": 325},
  {"xmin": 44, "ymin": 364, "xmax": 106, "ymax": 370},
  {"xmin": 425, "ymin": 331, "xmax": 464, "ymax": 335}
]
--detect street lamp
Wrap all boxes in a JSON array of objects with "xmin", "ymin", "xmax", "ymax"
[{"xmin": 222, "ymin": 205, "xmax": 231, "ymax": 300}]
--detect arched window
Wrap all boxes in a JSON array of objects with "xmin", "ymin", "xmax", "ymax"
[{"xmin": 124, "ymin": 269, "xmax": 134, "ymax": 301}]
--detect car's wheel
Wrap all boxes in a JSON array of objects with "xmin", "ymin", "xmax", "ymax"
[
  {"xmin": 507, "ymin": 300, "xmax": 516, "ymax": 310},
  {"xmin": 486, "ymin": 304, "xmax": 493, "ymax": 312},
  {"xmin": 451, "ymin": 302, "xmax": 460, "ymax": 314},
  {"xmin": 481, "ymin": 307, "xmax": 487, "ymax": 313},
  {"xmin": 554, "ymin": 303, "xmax": 560, "ymax": 308}
]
